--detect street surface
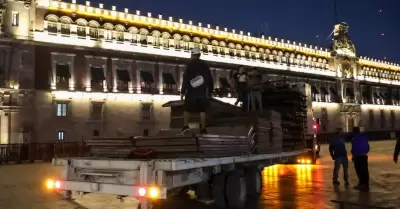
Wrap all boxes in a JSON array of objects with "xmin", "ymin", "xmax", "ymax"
[{"xmin": 0, "ymin": 140, "xmax": 399, "ymax": 209}]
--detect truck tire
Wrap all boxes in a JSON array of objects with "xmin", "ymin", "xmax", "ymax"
[
  {"xmin": 225, "ymin": 171, "xmax": 247, "ymax": 209},
  {"xmin": 244, "ymin": 166, "xmax": 262, "ymax": 197},
  {"xmin": 211, "ymin": 173, "xmax": 227, "ymax": 208}
]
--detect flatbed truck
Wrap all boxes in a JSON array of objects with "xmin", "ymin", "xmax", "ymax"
[
  {"xmin": 47, "ymin": 82, "xmax": 317, "ymax": 209},
  {"xmin": 50, "ymin": 149, "xmax": 311, "ymax": 209}
]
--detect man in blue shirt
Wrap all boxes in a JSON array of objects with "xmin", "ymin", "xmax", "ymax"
[
  {"xmin": 351, "ymin": 127, "xmax": 370, "ymax": 191},
  {"xmin": 329, "ymin": 128, "xmax": 349, "ymax": 186}
]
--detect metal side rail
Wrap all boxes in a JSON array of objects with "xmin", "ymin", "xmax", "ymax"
[
  {"xmin": 331, "ymin": 200, "xmax": 396, "ymax": 209},
  {"xmin": 52, "ymin": 149, "xmax": 307, "ymax": 171}
]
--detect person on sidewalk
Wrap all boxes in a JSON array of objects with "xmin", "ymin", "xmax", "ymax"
[
  {"xmin": 329, "ymin": 128, "xmax": 349, "ymax": 186},
  {"xmin": 180, "ymin": 48, "xmax": 214, "ymax": 135},
  {"xmin": 351, "ymin": 127, "xmax": 370, "ymax": 191}
]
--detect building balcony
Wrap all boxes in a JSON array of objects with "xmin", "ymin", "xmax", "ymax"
[{"xmin": 40, "ymin": 21, "xmax": 333, "ymax": 77}]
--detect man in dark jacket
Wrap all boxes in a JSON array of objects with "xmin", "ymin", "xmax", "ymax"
[
  {"xmin": 329, "ymin": 128, "xmax": 349, "ymax": 186},
  {"xmin": 351, "ymin": 127, "xmax": 370, "ymax": 191},
  {"xmin": 181, "ymin": 48, "xmax": 214, "ymax": 135}
]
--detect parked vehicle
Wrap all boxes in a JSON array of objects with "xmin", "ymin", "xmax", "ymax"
[{"xmin": 48, "ymin": 82, "xmax": 317, "ymax": 209}]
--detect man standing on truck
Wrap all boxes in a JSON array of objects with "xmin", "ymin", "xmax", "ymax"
[
  {"xmin": 248, "ymin": 68, "xmax": 263, "ymax": 111},
  {"xmin": 351, "ymin": 127, "xmax": 370, "ymax": 191},
  {"xmin": 229, "ymin": 69, "xmax": 241, "ymax": 106},
  {"xmin": 235, "ymin": 66, "xmax": 249, "ymax": 112},
  {"xmin": 181, "ymin": 48, "xmax": 214, "ymax": 135},
  {"xmin": 329, "ymin": 128, "xmax": 349, "ymax": 186}
]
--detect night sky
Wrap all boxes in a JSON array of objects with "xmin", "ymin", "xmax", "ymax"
[{"xmin": 87, "ymin": 0, "xmax": 399, "ymax": 63}]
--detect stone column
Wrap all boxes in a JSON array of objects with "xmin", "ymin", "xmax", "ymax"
[
  {"xmin": 86, "ymin": 63, "xmax": 92, "ymax": 91},
  {"xmin": 135, "ymin": 62, "xmax": 141, "ymax": 93},
  {"xmin": 102, "ymin": 64, "xmax": 107, "ymax": 92},
  {"xmin": 158, "ymin": 62, "xmax": 163, "ymax": 94},
  {"xmin": 128, "ymin": 61, "xmax": 134, "ymax": 93},
  {"xmin": 353, "ymin": 81, "xmax": 361, "ymax": 103},
  {"xmin": 111, "ymin": 58, "xmax": 118, "ymax": 92},
  {"xmin": 339, "ymin": 112, "xmax": 347, "ymax": 132},
  {"xmin": 68, "ymin": 60, "xmax": 75, "ymax": 91},
  {"xmin": 51, "ymin": 60, "xmax": 57, "ymax": 90},
  {"xmin": 0, "ymin": 110, "xmax": 9, "ymax": 144},
  {"xmin": 178, "ymin": 65, "xmax": 184, "ymax": 92},
  {"xmin": 337, "ymin": 80, "xmax": 344, "ymax": 103},
  {"xmin": 354, "ymin": 112, "xmax": 361, "ymax": 128},
  {"xmin": 212, "ymin": 68, "xmax": 219, "ymax": 88}
]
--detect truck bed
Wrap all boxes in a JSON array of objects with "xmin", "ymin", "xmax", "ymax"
[{"xmin": 52, "ymin": 149, "xmax": 307, "ymax": 171}]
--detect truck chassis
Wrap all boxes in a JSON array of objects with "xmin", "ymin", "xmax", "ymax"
[{"xmin": 52, "ymin": 149, "xmax": 309, "ymax": 209}]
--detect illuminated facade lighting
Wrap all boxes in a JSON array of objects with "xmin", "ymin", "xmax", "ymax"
[{"xmin": 0, "ymin": 0, "xmax": 399, "ymax": 144}]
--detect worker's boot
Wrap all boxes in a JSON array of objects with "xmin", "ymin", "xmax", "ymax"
[{"xmin": 181, "ymin": 126, "xmax": 191, "ymax": 135}]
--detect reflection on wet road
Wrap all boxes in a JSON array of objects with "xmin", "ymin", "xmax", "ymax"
[
  {"xmin": 261, "ymin": 164, "xmax": 326, "ymax": 209},
  {"xmin": 259, "ymin": 141, "xmax": 400, "ymax": 209}
]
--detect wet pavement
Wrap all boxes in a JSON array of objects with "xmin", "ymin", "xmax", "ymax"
[{"xmin": 1, "ymin": 140, "xmax": 400, "ymax": 209}]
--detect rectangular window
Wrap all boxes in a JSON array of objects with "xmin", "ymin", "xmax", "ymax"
[
  {"xmin": 12, "ymin": 12, "xmax": 19, "ymax": 26},
  {"xmin": 91, "ymin": 102, "xmax": 103, "ymax": 121},
  {"xmin": 56, "ymin": 103, "xmax": 68, "ymax": 116},
  {"xmin": 380, "ymin": 109, "xmax": 385, "ymax": 128},
  {"xmin": 20, "ymin": 52, "xmax": 31, "ymax": 67},
  {"xmin": 391, "ymin": 110, "xmax": 396, "ymax": 128},
  {"xmin": 368, "ymin": 109, "xmax": 374, "ymax": 128},
  {"xmin": 140, "ymin": 103, "xmax": 152, "ymax": 120},
  {"xmin": 57, "ymin": 131, "xmax": 65, "ymax": 141},
  {"xmin": 90, "ymin": 66, "xmax": 105, "ymax": 91}
]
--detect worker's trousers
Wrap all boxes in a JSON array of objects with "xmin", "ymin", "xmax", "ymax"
[
  {"xmin": 333, "ymin": 157, "xmax": 349, "ymax": 183},
  {"xmin": 250, "ymin": 91, "xmax": 263, "ymax": 111},
  {"xmin": 353, "ymin": 155, "xmax": 369, "ymax": 186}
]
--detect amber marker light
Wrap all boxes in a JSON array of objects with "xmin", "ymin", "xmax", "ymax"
[
  {"xmin": 46, "ymin": 179, "xmax": 54, "ymax": 189},
  {"xmin": 149, "ymin": 187, "xmax": 160, "ymax": 198}
]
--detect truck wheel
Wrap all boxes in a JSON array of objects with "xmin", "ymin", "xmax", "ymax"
[
  {"xmin": 211, "ymin": 173, "xmax": 227, "ymax": 208},
  {"xmin": 225, "ymin": 171, "xmax": 247, "ymax": 209},
  {"xmin": 244, "ymin": 166, "xmax": 262, "ymax": 197}
]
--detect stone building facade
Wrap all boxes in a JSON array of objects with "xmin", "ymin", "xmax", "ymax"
[{"xmin": 0, "ymin": 0, "xmax": 399, "ymax": 143}]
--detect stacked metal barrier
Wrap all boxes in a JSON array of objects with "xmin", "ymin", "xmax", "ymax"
[
  {"xmin": 85, "ymin": 83, "xmax": 308, "ymax": 159},
  {"xmin": 261, "ymin": 83, "xmax": 308, "ymax": 151},
  {"xmin": 85, "ymin": 134, "xmax": 253, "ymax": 159}
]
